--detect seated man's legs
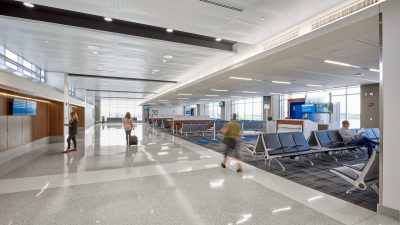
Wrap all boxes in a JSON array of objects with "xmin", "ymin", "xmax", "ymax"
[{"xmin": 348, "ymin": 136, "xmax": 375, "ymax": 158}]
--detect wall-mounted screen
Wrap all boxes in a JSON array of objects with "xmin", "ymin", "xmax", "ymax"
[
  {"xmin": 219, "ymin": 101, "xmax": 225, "ymax": 107},
  {"xmin": 301, "ymin": 104, "xmax": 316, "ymax": 113},
  {"xmin": 315, "ymin": 103, "xmax": 333, "ymax": 113},
  {"xmin": 11, "ymin": 99, "xmax": 37, "ymax": 115},
  {"xmin": 143, "ymin": 105, "xmax": 151, "ymax": 110}
]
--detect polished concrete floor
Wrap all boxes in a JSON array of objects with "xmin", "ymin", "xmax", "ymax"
[{"xmin": 0, "ymin": 124, "xmax": 398, "ymax": 225}]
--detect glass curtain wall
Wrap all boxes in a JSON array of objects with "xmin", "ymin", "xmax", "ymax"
[
  {"xmin": 100, "ymin": 99, "xmax": 143, "ymax": 121},
  {"xmin": 279, "ymin": 86, "xmax": 361, "ymax": 127},
  {"xmin": 231, "ymin": 97, "xmax": 262, "ymax": 120}
]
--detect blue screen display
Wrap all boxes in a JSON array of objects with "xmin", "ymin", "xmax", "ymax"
[
  {"xmin": 301, "ymin": 104, "xmax": 316, "ymax": 113},
  {"xmin": 12, "ymin": 99, "xmax": 37, "ymax": 115},
  {"xmin": 315, "ymin": 103, "xmax": 333, "ymax": 113},
  {"xmin": 143, "ymin": 105, "xmax": 151, "ymax": 110}
]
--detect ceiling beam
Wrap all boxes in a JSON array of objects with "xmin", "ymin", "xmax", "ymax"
[
  {"xmin": 69, "ymin": 74, "xmax": 177, "ymax": 83},
  {"xmin": 0, "ymin": 0, "xmax": 236, "ymax": 52}
]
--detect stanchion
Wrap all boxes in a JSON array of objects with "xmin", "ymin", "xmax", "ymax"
[{"xmin": 212, "ymin": 121, "xmax": 218, "ymax": 141}]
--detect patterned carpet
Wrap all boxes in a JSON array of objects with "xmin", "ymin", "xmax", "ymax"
[{"xmin": 167, "ymin": 130, "xmax": 378, "ymax": 211}]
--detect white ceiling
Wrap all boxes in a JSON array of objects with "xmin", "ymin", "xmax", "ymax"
[
  {"xmin": 0, "ymin": 16, "xmax": 234, "ymax": 98},
  {"xmin": 17, "ymin": 0, "xmax": 350, "ymax": 44},
  {"xmin": 144, "ymin": 15, "xmax": 380, "ymax": 105}
]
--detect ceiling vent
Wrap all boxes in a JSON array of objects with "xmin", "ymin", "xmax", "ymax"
[
  {"xmin": 263, "ymin": 29, "xmax": 300, "ymax": 51},
  {"xmin": 199, "ymin": 0, "xmax": 244, "ymax": 12},
  {"xmin": 311, "ymin": 0, "xmax": 380, "ymax": 30}
]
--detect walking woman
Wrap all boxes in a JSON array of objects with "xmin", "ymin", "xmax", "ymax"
[
  {"xmin": 123, "ymin": 112, "xmax": 134, "ymax": 145},
  {"xmin": 63, "ymin": 111, "xmax": 78, "ymax": 153},
  {"xmin": 220, "ymin": 113, "xmax": 243, "ymax": 172}
]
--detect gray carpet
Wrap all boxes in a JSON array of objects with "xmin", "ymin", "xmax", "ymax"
[{"xmin": 164, "ymin": 129, "xmax": 378, "ymax": 212}]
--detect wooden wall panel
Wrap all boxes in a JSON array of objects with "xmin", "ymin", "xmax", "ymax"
[
  {"xmin": 22, "ymin": 116, "xmax": 33, "ymax": 145},
  {"xmin": 49, "ymin": 101, "xmax": 64, "ymax": 136},
  {"xmin": 7, "ymin": 116, "xmax": 22, "ymax": 149},
  {"xmin": 0, "ymin": 116, "xmax": 7, "ymax": 152},
  {"xmin": 0, "ymin": 95, "xmax": 10, "ymax": 116},
  {"xmin": 32, "ymin": 102, "xmax": 49, "ymax": 140}
]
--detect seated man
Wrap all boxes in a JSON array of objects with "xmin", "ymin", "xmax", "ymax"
[{"xmin": 339, "ymin": 120, "xmax": 378, "ymax": 158}]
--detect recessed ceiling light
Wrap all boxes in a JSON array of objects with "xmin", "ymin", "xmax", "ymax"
[
  {"xmin": 272, "ymin": 80, "xmax": 291, "ymax": 84},
  {"xmin": 44, "ymin": 40, "xmax": 49, "ymax": 43},
  {"xmin": 230, "ymin": 96, "xmax": 242, "ymax": 98},
  {"xmin": 200, "ymin": 99, "xmax": 211, "ymax": 101},
  {"xmin": 369, "ymin": 68, "xmax": 380, "ymax": 73},
  {"xmin": 206, "ymin": 95, "xmax": 219, "ymax": 97},
  {"xmin": 88, "ymin": 45, "xmax": 99, "ymax": 50},
  {"xmin": 307, "ymin": 84, "xmax": 323, "ymax": 87},
  {"xmin": 23, "ymin": 2, "xmax": 34, "ymax": 8},
  {"xmin": 229, "ymin": 77, "xmax": 252, "ymax": 81},
  {"xmin": 211, "ymin": 89, "xmax": 228, "ymax": 92},
  {"xmin": 104, "ymin": 17, "xmax": 113, "ymax": 22},
  {"xmin": 93, "ymin": 51, "xmax": 98, "ymax": 55},
  {"xmin": 162, "ymin": 59, "xmax": 167, "ymax": 63},
  {"xmin": 242, "ymin": 91, "xmax": 257, "ymax": 93},
  {"xmin": 269, "ymin": 92, "xmax": 282, "ymax": 95},
  {"xmin": 177, "ymin": 98, "xmax": 189, "ymax": 100},
  {"xmin": 152, "ymin": 69, "xmax": 160, "ymax": 73},
  {"xmin": 215, "ymin": 38, "xmax": 222, "ymax": 42},
  {"xmin": 166, "ymin": 28, "xmax": 174, "ymax": 33},
  {"xmin": 158, "ymin": 100, "xmax": 169, "ymax": 102},
  {"xmin": 354, "ymin": 73, "xmax": 365, "ymax": 77},
  {"xmin": 177, "ymin": 93, "xmax": 192, "ymax": 96},
  {"xmin": 163, "ymin": 55, "xmax": 173, "ymax": 59},
  {"xmin": 261, "ymin": 17, "xmax": 266, "ymax": 20}
]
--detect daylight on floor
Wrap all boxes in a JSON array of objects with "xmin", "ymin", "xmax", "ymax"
[{"xmin": 0, "ymin": 0, "xmax": 400, "ymax": 224}]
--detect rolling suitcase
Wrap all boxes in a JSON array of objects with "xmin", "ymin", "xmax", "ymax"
[{"xmin": 129, "ymin": 134, "xmax": 138, "ymax": 145}]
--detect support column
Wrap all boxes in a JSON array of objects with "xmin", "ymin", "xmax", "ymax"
[
  {"xmin": 379, "ymin": 0, "xmax": 400, "ymax": 219},
  {"xmin": 63, "ymin": 74, "xmax": 69, "ymax": 138}
]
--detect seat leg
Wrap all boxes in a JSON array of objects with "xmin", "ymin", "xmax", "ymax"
[
  {"xmin": 275, "ymin": 158, "xmax": 285, "ymax": 171},
  {"xmin": 346, "ymin": 186, "xmax": 358, "ymax": 194},
  {"xmin": 306, "ymin": 155, "xmax": 314, "ymax": 166},
  {"xmin": 331, "ymin": 155, "xmax": 338, "ymax": 162},
  {"xmin": 371, "ymin": 183, "xmax": 379, "ymax": 194},
  {"xmin": 252, "ymin": 153, "xmax": 256, "ymax": 161}
]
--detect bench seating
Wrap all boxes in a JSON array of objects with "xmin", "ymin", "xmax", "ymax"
[
  {"xmin": 180, "ymin": 124, "xmax": 209, "ymax": 137},
  {"xmin": 330, "ymin": 151, "xmax": 379, "ymax": 194}
]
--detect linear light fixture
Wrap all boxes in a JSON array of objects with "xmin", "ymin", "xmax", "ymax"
[
  {"xmin": 242, "ymin": 91, "xmax": 257, "ymax": 93},
  {"xmin": 369, "ymin": 68, "xmax": 380, "ymax": 73},
  {"xmin": 200, "ymin": 99, "xmax": 211, "ymax": 100},
  {"xmin": 229, "ymin": 77, "xmax": 252, "ymax": 81},
  {"xmin": 211, "ymin": 89, "xmax": 228, "ymax": 92},
  {"xmin": 269, "ymin": 92, "xmax": 282, "ymax": 95},
  {"xmin": 324, "ymin": 59, "xmax": 352, "ymax": 67},
  {"xmin": 104, "ymin": 17, "xmax": 113, "ymax": 22},
  {"xmin": 206, "ymin": 95, "xmax": 219, "ymax": 97},
  {"xmin": 272, "ymin": 80, "xmax": 291, "ymax": 84},
  {"xmin": 230, "ymin": 96, "xmax": 242, "ymax": 98},
  {"xmin": 0, "ymin": 92, "xmax": 50, "ymax": 103},
  {"xmin": 158, "ymin": 100, "xmax": 169, "ymax": 102},
  {"xmin": 307, "ymin": 84, "xmax": 323, "ymax": 87},
  {"xmin": 272, "ymin": 207, "xmax": 291, "ymax": 213},
  {"xmin": 177, "ymin": 93, "xmax": 192, "ymax": 96},
  {"xmin": 177, "ymin": 98, "xmax": 189, "ymax": 100}
]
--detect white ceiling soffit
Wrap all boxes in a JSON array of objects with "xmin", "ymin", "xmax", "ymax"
[
  {"xmin": 19, "ymin": 0, "xmax": 351, "ymax": 45},
  {"xmin": 143, "ymin": 15, "xmax": 379, "ymax": 105},
  {"xmin": 0, "ymin": 17, "xmax": 234, "ymax": 98}
]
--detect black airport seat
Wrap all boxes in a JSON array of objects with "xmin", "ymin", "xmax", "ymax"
[
  {"xmin": 244, "ymin": 134, "xmax": 266, "ymax": 160},
  {"xmin": 372, "ymin": 128, "xmax": 380, "ymax": 140},
  {"xmin": 291, "ymin": 132, "xmax": 312, "ymax": 153},
  {"xmin": 278, "ymin": 133, "xmax": 298, "ymax": 154},
  {"xmin": 263, "ymin": 133, "xmax": 285, "ymax": 156}
]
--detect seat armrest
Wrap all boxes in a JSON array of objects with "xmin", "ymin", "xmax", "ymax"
[{"xmin": 343, "ymin": 163, "xmax": 366, "ymax": 172}]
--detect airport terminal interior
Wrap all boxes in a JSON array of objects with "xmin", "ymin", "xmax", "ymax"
[{"xmin": 1, "ymin": 0, "xmax": 400, "ymax": 224}]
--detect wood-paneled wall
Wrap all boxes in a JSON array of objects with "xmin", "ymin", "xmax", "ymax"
[{"xmin": 0, "ymin": 88, "xmax": 64, "ymax": 152}]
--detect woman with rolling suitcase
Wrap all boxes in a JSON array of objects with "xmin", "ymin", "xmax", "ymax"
[{"xmin": 123, "ymin": 112, "xmax": 134, "ymax": 145}]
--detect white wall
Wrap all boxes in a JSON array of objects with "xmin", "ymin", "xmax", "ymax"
[
  {"xmin": 46, "ymin": 72, "xmax": 65, "ymax": 92},
  {"xmin": 381, "ymin": 0, "xmax": 400, "ymax": 213},
  {"xmin": 271, "ymin": 95, "xmax": 280, "ymax": 120},
  {"xmin": 85, "ymin": 103, "xmax": 95, "ymax": 127}
]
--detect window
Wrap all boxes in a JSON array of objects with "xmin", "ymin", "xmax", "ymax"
[
  {"xmin": 5, "ymin": 61, "xmax": 18, "ymax": 70},
  {"xmin": 23, "ymin": 60, "xmax": 32, "ymax": 69},
  {"xmin": 279, "ymin": 86, "xmax": 361, "ymax": 127},
  {"xmin": 231, "ymin": 97, "xmax": 263, "ymax": 120},
  {"xmin": 5, "ymin": 49, "xmax": 18, "ymax": 62},
  {"xmin": 100, "ymin": 99, "xmax": 143, "ymax": 121}
]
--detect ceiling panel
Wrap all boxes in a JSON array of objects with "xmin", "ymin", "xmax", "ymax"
[{"xmin": 18, "ymin": 0, "xmax": 350, "ymax": 44}]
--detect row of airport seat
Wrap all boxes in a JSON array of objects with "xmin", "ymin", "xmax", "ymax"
[
  {"xmin": 180, "ymin": 124, "xmax": 210, "ymax": 137},
  {"xmin": 245, "ymin": 128, "xmax": 380, "ymax": 171}
]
